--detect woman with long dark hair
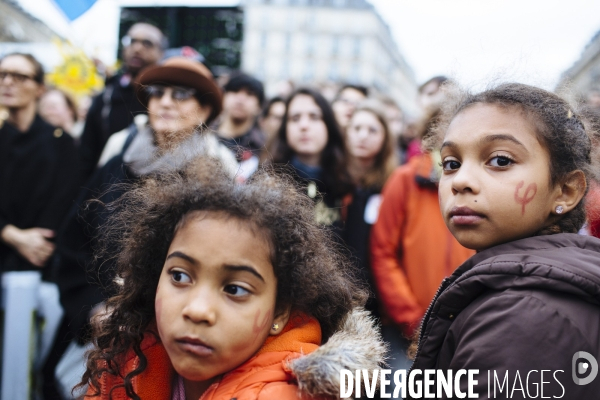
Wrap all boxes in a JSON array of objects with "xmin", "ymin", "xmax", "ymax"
[{"xmin": 269, "ymin": 88, "xmax": 351, "ymax": 226}]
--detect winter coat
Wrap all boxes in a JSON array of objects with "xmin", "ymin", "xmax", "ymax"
[
  {"xmin": 86, "ymin": 309, "xmax": 386, "ymax": 400},
  {"xmin": 370, "ymin": 154, "xmax": 474, "ymax": 335},
  {"xmin": 408, "ymin": 233, "xmax": 600, "ymax": 399},
  {"xmin": 0, "ymin": 115, "xmax": 80, "ymax": 272},
  {"xmin": 79, "ymin": 72, "xmax": 147, "ymax": 179},
  {"xmin": 340, "ymin": 186, "xmax": 383, "ymax": 317}
]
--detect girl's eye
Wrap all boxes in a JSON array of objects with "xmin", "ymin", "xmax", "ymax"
[
  {"xmin": 488, "ymin": 155, "xmax": 514, "ymax": 167},
  {"xmin": 224, "ymin": 285, "xmax": 250, "ymax": 297},
  {"xmin": 170, "ymin": 270, "xmax": 191, "ymax": 284},
  {"xmin": 309, "ymin": 113, "xmax": 322, "ymax": 121},
  {"xmin": 442, "ymin": 159, "xmax": 461, "ymax": 171}
]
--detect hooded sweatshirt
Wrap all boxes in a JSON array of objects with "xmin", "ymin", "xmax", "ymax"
[
  {"xmin": 408, "ymin": 233, "xmax": 600, "ymax": 399},
  {"xmin": 86, "ymin": 309, "xmax": 386, "ymax": 400}
]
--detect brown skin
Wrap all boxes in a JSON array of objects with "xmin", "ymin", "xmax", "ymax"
[
  {"xmin": 122, "ymin": 23, "xmax": 164, "ymax": 76},
  {"xmin": 81, "ymin": 161, "xmax": 366, "ymax": 400},
  {"xmin": 439, "ymin": 104, "xmax": 586, "ymax": 251},
  {"xmin": 0, "ymin": 55, "xmax": 54, "ymax": 267},
  {"xmin": 156, "ymin": 213, "xmax": 289, "ymax": 399}
]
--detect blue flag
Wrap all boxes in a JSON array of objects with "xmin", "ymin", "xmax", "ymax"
[{"xmin": 53, "ymin": 0, "xmax": 97, "ymax": 21}]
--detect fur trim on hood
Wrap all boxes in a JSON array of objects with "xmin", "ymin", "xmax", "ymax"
[{"xmin": 289, "ymin": 308, "xmax": 388, "ymax": 398}]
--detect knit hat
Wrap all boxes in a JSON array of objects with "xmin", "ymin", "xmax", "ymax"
[{"xmin": 135, "ymin": 57, "xmax": 223, "ymax": 124}]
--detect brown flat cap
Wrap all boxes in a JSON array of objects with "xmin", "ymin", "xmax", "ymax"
[{"xmin": 135, "ymin": 57, "xmax": 223, "ymax": 124}]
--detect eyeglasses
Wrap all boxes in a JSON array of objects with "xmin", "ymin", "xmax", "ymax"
[
  {"xmin": 0, "ymin": 71, "xmax": 36, "ymax": 84},
  {"xmin": 144, "ymin": 85, "xmax": 197, "ymax": 101},
  {"xmin": 121, "ymin": 35, "xmax": 159, "ymax": 49}
]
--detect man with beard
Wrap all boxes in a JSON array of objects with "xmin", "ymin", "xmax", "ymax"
[{"xmin": 78, "ymin": 22, "xmax": 167, "ymax": 178}]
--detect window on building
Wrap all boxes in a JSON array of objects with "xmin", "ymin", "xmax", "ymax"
[
  {"xmin": 282, "ymin": 59, "xmax": 291, "ymax": 79},
  {"xmin": 306, "ymin": 33, "xmax": 314, "ymax": 55},
  {"xmin": 284, "ymin": 33, "xmax": 291, "ymax": 53},
  {"xmin": 261, "ymin": 31, "xmax": 268, "ymax": 50},
  {"xmin": 353, "ymin": 37, "xmax": 361, "ymax": 57},
  {"xmin": 328, "ymin": 62, "xmax": 338, "ymax": 81},
  {"xmin": 351, "ymin": 62, "xmax": 360, "ymax": 82},
  {"xmin": 331, "ymin": 35, "xmax": 339, "ymax": 56},
  {"xmin": 304, "ymin": 61, "xmax": 314, "ymax": 81}
]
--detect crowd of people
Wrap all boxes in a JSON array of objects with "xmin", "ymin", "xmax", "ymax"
[{"xmin": 2, "ymin": 20, "xmax": 600, "ymax": 400}]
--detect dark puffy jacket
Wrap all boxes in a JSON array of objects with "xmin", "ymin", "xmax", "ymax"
[{"xmin": 408, "ymin": 233, "xmax": 600, "ymax": 399}]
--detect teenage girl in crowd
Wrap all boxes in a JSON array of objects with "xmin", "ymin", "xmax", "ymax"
[
  {"xmin": 268, "ymin": 88, "xmax": 352, "ymax": 227},
  {"xmin": 81, "ymin": 159, "xmax": 385, "ymax": 400},
  {"xmin": 341, "ymin": 100, "xmax": 397, "ymax": 316},
  {"xmin": 407, "ymin": 83, "xmax": 600, "ymax": 398}
]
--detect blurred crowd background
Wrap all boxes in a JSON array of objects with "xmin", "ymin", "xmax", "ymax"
[{"xmin": 2, "ymin": 0, "xmax": 600, "ymax": 399}]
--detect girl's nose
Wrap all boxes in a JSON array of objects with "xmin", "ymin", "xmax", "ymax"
[
  {"xmin": 181, "ymin": 288, "xmax": 218, "ymax": 325},
  {"xmin": 451, "ymin": 162, "xmax": 480, "ymax": 195}
]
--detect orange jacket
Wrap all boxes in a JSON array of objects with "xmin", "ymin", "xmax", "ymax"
[
  {"xmin": 370, "ymin": 154, "xmax": 474, "ymax": 334},
  {"xmin": 86, "ymin": 310, "xmax": 386, "ymax": 400}
]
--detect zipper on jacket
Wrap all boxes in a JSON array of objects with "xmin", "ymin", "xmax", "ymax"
[{"xmin": 409, "ymin": 277, "xmax": 452, "ymax": 372}]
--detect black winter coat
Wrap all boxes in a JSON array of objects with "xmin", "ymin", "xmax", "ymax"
[
  {"xmin": 78, "ymin": 73, "xmax": 146, "ymax": 178},
  {"xmin": 0, "ymin": 116, "xmax": 80, "ymax": 272},
  {"xmin": 53, "ymin": 155, "xmax": 134, "ymax": 341},
  {"xmin": 408, "ymin": 233, "xmax": 600, "ymax": 399}
]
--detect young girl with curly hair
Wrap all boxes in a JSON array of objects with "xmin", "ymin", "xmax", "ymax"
[
  {"xmin": 81, "ymin": 159, "xmax": 385, "ymax": 400},
  {"xmin": 407, "ymin": 83, "xmax": 600, "ymax": 399}
]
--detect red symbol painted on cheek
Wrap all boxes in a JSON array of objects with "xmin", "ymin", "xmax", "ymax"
[
  {"xmin": 252, "ymin": 309, "xmax": 273, "ymax": 344},
  {"xmin": 514, "ymin": 180, "xmax": 537, "ymax": 215}
]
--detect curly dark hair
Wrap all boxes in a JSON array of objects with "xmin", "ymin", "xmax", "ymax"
[
  {"xmin": 80, "ymin": 157, "xmax": 367, "ymax": 399},
  {"xmin": 425, "ymin": 82, "xmax": 599, "ymax": 235}
]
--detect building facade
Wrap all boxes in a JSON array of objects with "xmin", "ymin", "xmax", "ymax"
[
  {"xmin": 0, "ymin": 0, "xmax": 58, "ymax": 43},
  {"xmin": 242, "ymin": 0, "xmax": 418, "ymax": 114},
  {"xmin": 558, "ymin": 30, "xmax": 600, "ymax": 99}
]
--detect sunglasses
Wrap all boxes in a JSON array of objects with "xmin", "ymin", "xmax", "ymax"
[
  {"xmin": 144, "ymin": 85, "xmax": 197, "ymax": 101},
  {"xmin": 0, "ymin": 71, "xmax": 36, "ymax": 84},
  {"xmin": 121, "ymin": 35, "xmax": 159, "ymax": 49}
]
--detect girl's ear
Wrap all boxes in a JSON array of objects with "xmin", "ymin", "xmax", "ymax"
[
  {"xmin": 269, "ymin": 306, "xmax": 292, "ymax": 336},
  {"xmin": 553, "ymin": 170, "xmax": 587, "ymax": 214}
]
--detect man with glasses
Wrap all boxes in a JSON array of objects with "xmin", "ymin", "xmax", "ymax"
[{"xmin": 79, "ymin": 22, "xmax": 167, "ymax": 178}]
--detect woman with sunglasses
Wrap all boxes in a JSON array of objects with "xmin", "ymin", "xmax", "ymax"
[
  {"xmin": 54, "ymin": 57, "xmax": 237, "ymax": 357},
  {"xmin": 0, "ymin": 53, "xmax": 79, "ymax": 272}
]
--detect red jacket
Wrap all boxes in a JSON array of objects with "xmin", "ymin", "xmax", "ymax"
[
  {"xmin": 370, "ymin": 154, "xmax": 474, "ymax": 335},
  {"xmin": 86, "ymin": 310, "xmax": 386, "ymax": 399}
]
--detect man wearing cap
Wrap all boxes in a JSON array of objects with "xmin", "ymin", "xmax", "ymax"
[
  {"xmin": 78, "ymin": 22, "xmax": 167, "ymax": 178},
  {"xmin": 214, "ymin": 72, "xmax": 266, "ymax": 180}
]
